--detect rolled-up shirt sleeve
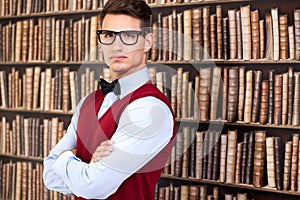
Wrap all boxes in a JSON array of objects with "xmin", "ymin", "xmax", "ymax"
[{"xmin": 46, "ymin": 96, "xmax": 173, "ymax": 199}]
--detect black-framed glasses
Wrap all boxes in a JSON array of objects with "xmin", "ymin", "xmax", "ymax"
[{"xmin": 96, "ymin": 30, "xmax": 146, "ymax": 45}]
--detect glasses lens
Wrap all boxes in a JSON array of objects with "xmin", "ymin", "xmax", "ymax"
[
  {"xmin": 99, "ymin": 30, "xmax": 115, "ymax": 44},
  {"xmin": 97, "ymin": 30, "xmax": 143, "ymax": 45},
  {"xmin": 120, "ymin": 31, "xmax": 139, "ymax": 45}
]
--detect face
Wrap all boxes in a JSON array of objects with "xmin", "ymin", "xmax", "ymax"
[{"xmin": 101, "ymin": 14, "xmax": 153, "ymax": 79}]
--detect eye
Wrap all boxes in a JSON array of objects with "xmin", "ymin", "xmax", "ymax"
[
  {"xmin": 122, "ymin": 31, "xmax": 137, "ymax": 39},
  {"xmin": 102, "ymin": 31, "xmax": 114, "ymax": 38}
]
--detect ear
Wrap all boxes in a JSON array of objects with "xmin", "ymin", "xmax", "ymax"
[{"xmin": 144, "ymin": 32, "xmax": 153, "ymax": 53}]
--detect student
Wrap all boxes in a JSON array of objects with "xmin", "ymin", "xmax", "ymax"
[{"xmin": 43, "ymin": 0, "xmax": 176, "ymax": 199}]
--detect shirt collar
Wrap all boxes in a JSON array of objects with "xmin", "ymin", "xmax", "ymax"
[{"xmin": 118, "ymin": 68, "xmax": 150, "ymax": 99}]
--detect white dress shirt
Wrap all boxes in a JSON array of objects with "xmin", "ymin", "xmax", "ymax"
[{"xmin": 43, "ymin": 68, "xmax": 174, "ymax": 199}]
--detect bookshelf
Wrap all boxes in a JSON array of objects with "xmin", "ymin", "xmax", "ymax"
[{"xmin": 0, "ymin": 0, "xmax": 299, "ymax": 199}]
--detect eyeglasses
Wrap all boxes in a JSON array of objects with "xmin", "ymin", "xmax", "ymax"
[{"xmin": 96, "ymin": 30, "xmax": 146, "ymax": 45}]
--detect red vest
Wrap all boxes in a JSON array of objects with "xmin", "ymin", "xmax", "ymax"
[{"xmin": 75, "ymin": 82, "xmax": 176, "ymax": 200}]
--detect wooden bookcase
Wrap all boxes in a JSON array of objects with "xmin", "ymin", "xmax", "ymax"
[{"xmin": 0, "ymin": 0, "xmax": 299, "ymax": 199}]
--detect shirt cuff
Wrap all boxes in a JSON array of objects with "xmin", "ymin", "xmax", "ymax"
[{"xmin": 52, "ymin": 150, "xmax": 80, "ymax": 178}]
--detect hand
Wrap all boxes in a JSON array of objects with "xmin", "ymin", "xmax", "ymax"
[{"xmin": 90, "ymin": 140, "xmax": 114, "ymax": 163}]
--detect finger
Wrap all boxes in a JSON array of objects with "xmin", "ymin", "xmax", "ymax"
[{"xmin": 100, "ymin": 140, "xmax": 114, "ymax": 147}]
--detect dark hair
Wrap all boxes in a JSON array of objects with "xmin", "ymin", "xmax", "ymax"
[{"xmin": 100, "ymin": 0, "xmax": 152, "ymax": 30}]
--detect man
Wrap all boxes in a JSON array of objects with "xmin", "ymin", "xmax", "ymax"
[{"xmin": 43, "ymin": 0, "xmax": 176, "ymax": 199}]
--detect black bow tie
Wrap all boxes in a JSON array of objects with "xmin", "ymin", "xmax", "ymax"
[{"xmin": 98, "ymin": 78, "xmax": 121, "ymax": 95}]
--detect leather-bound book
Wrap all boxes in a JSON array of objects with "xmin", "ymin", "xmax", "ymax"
[
  {"xmin": 241, "ymin": 132, "xmax": 248, "ymax": 184},
  {"xmin": 195, "ymin": 131, "xmax": 204, "ymax": 180},
  {"xmin": 177, "ymin": 12, "xmax": 183, "ymax": 61},
  {"xmin": 227, "ymin": 67, "xmax": 239, "ymax": 122},
  {"xmin": 260, "ymin": 20, "xmax": 265, "ymax": 59},
  {"xmin": 176, "ymin": 68, "xmax": 183, "ymax": 118},
  {"xmin": 189, "ymin": 185, "xmax": 199, "ymax": 200},
  {"xmin": 268, "ymin": 69, "xmax": 275, "ymax": 124},
  {"xmin": 235, "ymin": 142, "xmax": 243, "ymax": 184},
  {"xmin": 32, "ymin": 66, "xmax": 41, "ymax": 110},
  {"xmin": 175, "ymin": 130, "xmax": 183, "ymax": 177},
  {"xmin": 216, "ymin": 5, "xmax": 223, "ymax": 59},
  {"xmin": 193, "ymin": 8, "xmax": 202, "ymax": 61},
  {"xmin": 246, "ymin": 131, "xmax": 254, "ymax": 184},
  {"xmin": 210, "ymin": 14, "xmax": 217, "ymax": 59},
  {"xmin": 222, "ymin": 67, "xmax": 229, "ymax": 120},
  {"xmin": 212, "ymin": 132, "xmax": 220, "ymax": 181},
  {"xmin": 253, "ymin": 130, "xmax": 266, "ymax": 188},
  {"xmin": 265, "ymin": 13, "xmax": 274, "ymax": 60},
  {"xmin": 183, "ymin": 10, "xmax": 192, "ymax": 61},
  {"xmin": 182, "ymin": 127, "xmax": 190, "ymax": 178},
  {"xmin": 220, "ymin": 134, "xmax": 227, "ymax": 182},
  {"xmin": 210, "ymin": 67, "xmax": 222, "ymax": 120},
  {"xmin": 293, "ymin": 72, "xmax": 300, "ymax": 126},
  {"xmin": 168, "ymin": 14, "xmax": 174, "ymax": 61},
  {"xmin": 15, "ymin": 21, "xmax": 22, "ymax": 62},
  {"xmin": 266, "ymin": 137, "xmax": 276, "ymax": 188},
  {"xmin": 228, "ymin": 9, "xmax": 237, "ymax": 59},
  {"xmin": 274, "ymin": 74, "xmax": 282, "ymax": 125},
  {"xmin": 189, "ymin": 128, "xmax": 196, "ymax": 178},
  {"xmin": 182, "ymin": 71, "xmax": 189, "ymax": 118},
  {"xmin": 291, "ymin": 134, "xmax": 299, "ymax": 191},
  {"xmin": 226, "ymin": 130, "xmax": 237, "ymax": 184},
  {"xmin": 251, "ymin": 70, "xmax": 262, "ymax": 123},
  {"xmin": 288, "ymin": 67, "xmax": 294, "ymax": 125},
  {"xmin": 294, "ymin": 9, "xmax": 300, "ymax": 61},
  {"xmin": 45, "ymin": 18, "xmax": 52, "ymax": 62},
  {"xmin": 223, "ymin": 17, "xmax": 229, "ymax": 60},
  {"xmin": 202, "ymin": 131, "xmax": 209, "ymax": 179},
  {"xmin": 259, "ymin": 80, "xmax": 269, "ymax": 124},
  {"xmin": 151, "ymin": 22, "xmax": 158, "ymax": 61},
  {"xmin": 225, "ymin": 193, "xmax": 233, "ymax": 200},
  {"xmin": 194, "ymin": 76, "xmax": 199, "ymax": 119},
  {"xmin": 279, "ymin": 14, "xmax": 288, "ymax": 60},
  {"xmin": 157, "ymin": 12, "xmax": 163, "ymax": 61},
  {"xmin": 236, "ymin": 11, "xmax": 242, "ymax": 60},
  {"xmin": 21, "ymin": 20, "xmax": 29, "ymax": 62},
  {"xmin": 274, "ymin": 137, "xmax": 283, "ymax": 190},
  {"xmin": 62, "ymin": 67, "xmax": 70, "ymax": 112},
  {"xmin": 203, "ymin": 6, "xmax": 210, "ymax": 59},
  {"xmin": 244, "ymin": 70, "xmax": 253, "ymax": 123},
  {"xmin": 162, "ymin": 16, "xmax": 169, "ymax": 61},
  {"xmin": 200, "ymin": 186, "xmax": 207, "ymax": 200},
  {"xmin": 172, "ymin": 9, "xmax": 178, "ymax": 61},
  {"xmin": 199, "ymin": 68, "xmax": 211, "ymax": 121},
  {"xmin": 289, "ymin": 26, "xmax": 295, "ymax": 60},
  {"xmin": 283, "ymin": 141, "xmax": 292, "ymax": 190},
  {"xmin": 238, "ymin": 67, "xmax": 245, "ymax": 121},
  {"xmin": 240, "ymin": 5, "xmax": 251, "ymax": 60},
  {"xmin": 271, "ymin": 8, "xmax": 280, "ymax": 61},
  {"xmin": 282, "ymin": 73, "xmax": 288, "ymax": 125},
  {"xmin": 207, "ymin": 131, "xmax": 215, "ymax": 180},
  {"xmin": 25, "ymin": 67, "xmax": 33, "ymax": 110},
  {"xmin": 251, "ymin": 10, "xmax": 260, "ymax": 60}
]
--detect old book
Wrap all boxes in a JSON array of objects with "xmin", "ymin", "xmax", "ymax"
[
  {"xmin": 266, "ymin": 137, "xmax": 276, "ymax": 188},
  {"xmin": 238, "ymin": 67, "xmax": 245, "ymax": 121},
  {"xmin": 210, "ymin": 14, "xmax": 217, "ymax": 59},
  {"xmin": 236, "ymin": 10, "xmax": 242, "ymax": 60},
  {"xmin": 192, "ymin": 8, "xmax": 202, "ymax": 61},
  {"xmin": 268, "ymin": 69, "xmax": 275, "ymax": 124},
  {"xmin": 244, "ymin": 70, "xmax": 253, "ymax": 123},
  {"xmin": 259, "ymin": 80, "xmax": 269, "ymax": 124},
  {"xmin": 227, "ymin": 67, "xmax": 239, "ymax": 122},
  {"xmin": 226, "ymin": 130, "xmax": 237, "ymax": 184},
  {"xmin": 274, "ymin": 74, "xmax": 282, "ymax": 125},
  {"xmin": 176, "ymin": 68, "xmax": 183, "ymax": 118},
  {"xmin": 90, "ymin": 15, "xmax": 98, "ymax": 61},
  {"xmin": 202, "ymin": 6, "xmax": 210, "ymax": 59},
  {"xmin": 175, "ymin": 131, "xmax": 183, "ymax": 177},
  {"xmin": 183, "ymin": 9, "xmax": 192, "ymax": 61},
  {"xmin": 289, "ymin": 26, "xmax": 295, "ymax": 60},
  {"xmin": 216, "ymin": 5, "xmax": 222, "ymax": 59},
  {"xmin": 0, "ymin": 71, "xmax": 8, "ymax": 108},
  {"xmin": 199, "ymin": 68, "xmax": 210, "ymax": 121},
  {"xmin": 293, "ymin": 72, "xmax": 300, "ymax": 125},
  {"xmin": 25, "ymin": 67, "xmax": 34, "ymax": 110},
  {"xmin": 291, "ymin": 134, "xmax": 299, "ymax": 191},
  {"xmin": 212, "ymin": 132, "xmax": 220, "ymax": 180},
  {"xmin": 22, "ymin": 20, "xmax": 29, "ymax": 61},
  {"xmin": 259, "ymin": 20, "xmax": 265, "ymax": 59},
  {"xmin": 279, "ymin": 14, "xmax": 288, "ymax": 59},
  {"xmin": 251, "ymin": 70, "xmax": 262, "ymax": 123},
  {"xmin": 210, "ymin": 67, "xmax": 222, "ymax": 120},
  {"xmin": 251, "ymin": 10, "xmax": 260, "ymax": 60},
  {"xmin": 253, "ymin": 130, "xmax": 266, "ymax": 188},
  {"xmin": 274, "ymin": 137, "xmax": 283, "ymax": 190},
  {"xmin": 245, "ymin": 131, "xmax": 254, "ymax": 184},
  {"xmin": 282, "ymin": 72, "xmax": 289, "ymax": 125},
  {"xmin": 189, "ymin": 128, "xmax": 196, "ymax": 178},
  {"xmin": 193, "ymin": 76, "xmax": 199, "ymax": 119},
  {"xmin": 294, "ymin": 9, "xmax": 300, "ymax": 60},
  {"xmin": 265, "ymin": 13, "xmax": 274, "ymax": 60},
  {"xmin": 271, "ymin": 8, "xmax": 280, "ymax": 61},
  {"xmin": 177, "ymin": 12, "xmax": 183, "ymax": 61},
  {"xmin": 228, "ymin": 9, "xmax": 237, "ymax": 59},
  {"xmin": 283, "ymin": 141, "xmax": 292, "ymax": 190},
  {"xmin": 202, "ymin": 131, "xmax": 209, "ymax": 179},
  {"xmin": 182, "ymin": 127, "xmax": 190, "ymax": 178},
  {"xmin": 151, "ymin": 22, "xmax": 158, "ymax": 61},
  {"xmin": 241, "ymin": 132, "xmax": 248, "ymax": 184},
  {"xmin": 223, "ymin": 17, "xmax": 229, "ymax": 60},
  {"xmin": 162, "ymin": 16, "xmax": 169, "ymax": 61},
  {"xmin": 62, "ymin": 67, "xmax": 70, "ymax": 112},
  {"xmin": 195, "ymin": 131, "xmax": 204, "ymax": 180},
  {"xmin": 181, "ymin": 71, "xmax": 189, "ymax": 118},
  {"xmin": 240, "ymin": 5, "xmax": 251, "ymax": 60},
  {"xmin": 207, "ymin": 131, "xmax": 214, "ymax": 180},
  {"xmin": 235, "ymin": 142, "xmax": 243, "ymax": 184},
  {"xmin": 288, "ymin": 67, "xmax": 294, "ymax": 125},
  {"xmin": 222, "ymin": 67, "xmax": 228, "ymax": 120}
]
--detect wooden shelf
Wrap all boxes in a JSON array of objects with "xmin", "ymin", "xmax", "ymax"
[
  {"xmin": 0, "ymin": 107, "xmax": 74, "ymax": 116},
  {"xmin": 0, "ymin": 153, "xmax": 43, "ymax": 162},
  {"xmin": 160, "ymin": 175, "xmax": 300, "ymax": 197}
]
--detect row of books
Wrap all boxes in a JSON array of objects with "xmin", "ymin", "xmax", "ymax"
[
  {"xmin": 155, "ymin": 183, "xmax": 249, "ymax": 200},
  {"xmin": 0, "ymin": 115, "xmax": 67, "ymax": 158},
  {"xmin": 0, "ymin": 66, "xmax": 109, "ymax": 112},
  {"xmin": 162, "ymin": 65, "xmax": 300, "ymax": 126},
  {"xmin": 1, "ymin": 5, "xmax": 300, "ymax": 63},
  {"xmin": 0, "ymin": 161, "xmax": 73, "ymax": 200},
  {"xmin": 150, "ymin": 5, "xmax": 300, "ymax": 62},
  {"xmin": 164, "ymin": 126, "xmax": 300, "ymax": 192},
  {"xmin": 0, "ymin": 16, "xmax": 104, "ymax": 63},
  {"xmin": 0, "ymin": 0, "xmax": 110, "ymax": 15}
]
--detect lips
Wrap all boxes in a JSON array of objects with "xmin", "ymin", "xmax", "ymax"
[{"xmin": 111, "ymin": 55, "xmax": 127, "ymax": 61}]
